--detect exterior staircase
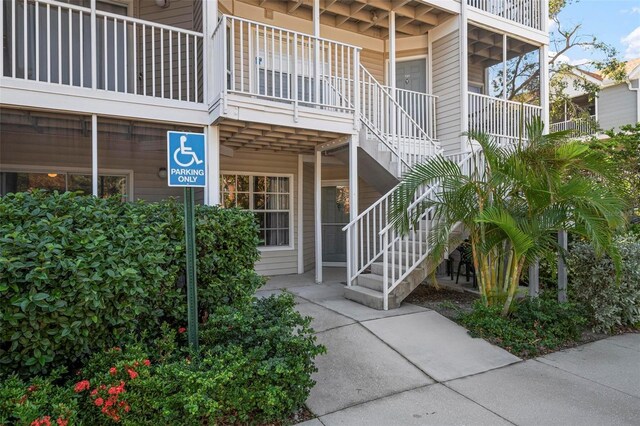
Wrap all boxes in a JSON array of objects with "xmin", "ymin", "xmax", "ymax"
[{"xmin": 339, "ymin": 67, "xmax": 475, "ymax": 309}]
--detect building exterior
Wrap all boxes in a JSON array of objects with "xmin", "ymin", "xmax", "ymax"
[
  {"xmin": 550, "ymin": 58, "xmax": 640, "ymax": 136},
  {"xmin": 0, "ymin": 0, "xmax": 549, "ymax": 309}
]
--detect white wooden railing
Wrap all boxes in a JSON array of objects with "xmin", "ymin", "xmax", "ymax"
[
  {"xmin": 212, "ymin": 14, "xmax": 359, "ymax": 114},
  {"xmin": 550, "ymin": 115, "xmax": 597, "ymax": 136},
  {"xmin": 360, "ymin": 66, "xmax": 441, "ymax": 176},
  {"xmin": 1, "ymin": 0, "xmax": 203, "ymax": 102},
  {"xmin": 385, "ymin": 86, "xmax": 438, "ymax": 140},
  {"xmin": 343, "ymin": 151, "xmax": 474, "ymax": 309},
  {"xmin": 468, "ymin": 93, "xmax": 542, "ymax": 144},
  {"xmin": 467, "ymin": 0, "xmax": 543, "ymax": 30}
]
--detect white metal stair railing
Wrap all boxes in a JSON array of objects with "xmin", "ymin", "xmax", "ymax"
[
  {"xmin": 549, "ymin": 115, "xmax": 597, "ymax": 136},
  {"xmin": 359, "ymin": 65, "xmax": 441, "ymax": 177},
  {"xmin": 343, "ymin": 151, "xmax": 475, "ymax": 309},
  {"xmin": 378, "ymin": 151, "xmax": 476, "ymax": 309}
]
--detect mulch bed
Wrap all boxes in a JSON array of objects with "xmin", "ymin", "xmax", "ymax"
[{"xmin": 406, "ymin": 283, "xmax": 479, "ymax": 320}]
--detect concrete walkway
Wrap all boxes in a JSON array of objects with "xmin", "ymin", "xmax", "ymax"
[{"xmin": 259, "ymin": 270, "xmax": 640, "ymax": 426}]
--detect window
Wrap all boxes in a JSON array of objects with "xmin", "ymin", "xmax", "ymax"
[
  {"xmin": 0, "ymin": 171, "xmax": 128, "ymax": 200},
  {"xmin": 221, "ymin": 173, "xmax": 291, "ymax": 248}
]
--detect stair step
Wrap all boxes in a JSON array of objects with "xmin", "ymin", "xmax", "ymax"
[
  {"xmin": 371, "ymin": 261, "xmax": 424, "ymax": 277},
  {"xmin": 343, "ymin": 285, "xmax": 385, "ymax": 310},
  {"xmin": 358, "ymin": 273, "xmax": 384, "ymax": 292}
]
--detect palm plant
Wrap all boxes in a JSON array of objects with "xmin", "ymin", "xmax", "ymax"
[{"xmin": 390, "ymin": 118, "xmax": 626, "ymax": 316}]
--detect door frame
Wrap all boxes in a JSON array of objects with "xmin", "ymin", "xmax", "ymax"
[
  {"xmin": 385, "ymin": 54, "xmax": 430, "ymax": 94},
  {"xmin": 321, "ymin": 179, "xmax": 349, "ymax": 267}
]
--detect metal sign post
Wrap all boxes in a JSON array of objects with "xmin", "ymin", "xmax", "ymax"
[{"xmin": 167, "ymin": 131, "xmax": 207, "ymax": 351}]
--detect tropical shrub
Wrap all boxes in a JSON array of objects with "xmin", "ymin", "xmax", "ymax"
[
  {"xmin": 460, "ymin": 294, "xmax": 587, "ymax": 357},
  {"xmin": 0, "ymin": 295, "xmax": 325, "ymax": 426},
  {"xmin": 568, "ymin": 234, "xmax": 640, "ymax": 333},
  {"xmin": 391, "ymin": 119, "xmax": 627, "ymax": 315},
  {"xmin": 0, "ymin": 191, "xmax": 262, "ymax": 377}
]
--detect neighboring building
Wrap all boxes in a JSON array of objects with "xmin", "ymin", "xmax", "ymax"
[
  {"xmin": 0, "ymin": 0, "xmax": 549, "ymax": 309},
  {"xmin": 551, "ymin": 58, "xmax": 640, "ymax": 135}
]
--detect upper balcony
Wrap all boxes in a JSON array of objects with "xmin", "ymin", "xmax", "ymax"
[
  {"xmin": 467, "ymin": 0, "xmax": 545, "ymax": 31},
  {"xmin": 1, "ymin": 0, "xmax": 207, "ymax": 124}
]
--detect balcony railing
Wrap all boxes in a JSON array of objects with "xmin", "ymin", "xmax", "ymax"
[
  {"xmin": 384, "ymin": 86, "xmax": 438, "ymax": 140},
  {"xmin": 212, "ymin": 14, "xmax": 359, "ymax": 114},
  {"xmin": 550, "ymin": 116, "xmax": 597, "ymax": 137},
  {"xmin": 468, "ymin": 93, "xmax": 542, "ymax": 143},
  {"xmin": 1, "ymin": 0, "xmax": 204, "ymax": 103},
  {"xmin": 467, "ymin": 0, "xmax": 543, "ymax": 30}
]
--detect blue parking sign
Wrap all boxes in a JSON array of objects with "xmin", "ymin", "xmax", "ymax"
[{"xmin": 167, "ymin": 131, "xmax": 207, "ymax": 187}]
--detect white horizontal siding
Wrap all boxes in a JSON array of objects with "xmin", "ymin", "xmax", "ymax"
[
  {"xmin": 220, "ymin": 151, "xmax": 299, "ymax": 276},
  {"xmin": 432, "ymin": 30, "xmax": 462, "ymax": 153},
  {"xmin": 598, "ymin": 83, "xmax": 637, "ymax": 131}
]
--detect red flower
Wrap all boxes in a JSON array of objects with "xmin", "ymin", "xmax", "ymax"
[
  {"xmin": 127, "ymin": 369, "xmax": 138, "ymax": 380},
  {"xmin": 27, "ymin": 385, "xmax": 39, "ymax": 392},
  {"xmin": 31, "ymin": 416, "xmax": 52, "ymax": 426},
  {"xmin": 109, "ymin": 367, "xmax": 117, "ymax": 375},
  {"xmin": 95, "ymin": 397, "xmax": 104, "ymax": 407},
  {"xmin": 73, "ymin": 380, "xmax": 91, "ymax": 393},
  {"xmin": 112, "ymin": 346, "xmax": 121, "ymax": 351},
  {"xmin": 56, "ymin": 418, "xmax": 68, "ymax": 426},
  {"xmin": 178, "ymin": 327, "xmax": 187, "ymax": 334},
  {"xmin": 90, "ymin": 388, "xmax": 98, "ymax": 396},
  {"xmin": 143, "ymin": 359, "xmax": 151, "ymax": 366}
]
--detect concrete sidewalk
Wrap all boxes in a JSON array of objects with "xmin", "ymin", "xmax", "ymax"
[{"xmin": 260, "ymin": 271, "xmax": 640, "ymax": 426}]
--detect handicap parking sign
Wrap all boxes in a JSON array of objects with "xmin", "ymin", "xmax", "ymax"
[{"xmin": 167, "ymin": 131, "xmax": 207, "ymax": 187}]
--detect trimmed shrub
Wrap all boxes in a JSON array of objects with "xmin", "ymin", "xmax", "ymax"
[
  {"xmin": 0, "ymin": 191, "xmax": 262, "ymax": 377},
  {"xmin": 567, "ymin": 234, "xmax": 640, "ymax": 333},
  {"xmin": 460, "ymin": 294, "xmax": 586, "ymax": 357},
  {"xmin": 0, "ymin": 294, "xmax": 325, "ymax": 426}
]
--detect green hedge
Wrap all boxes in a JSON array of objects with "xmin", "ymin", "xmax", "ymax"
[
  {"xmin": 568, "ymin": 234, "xmax": 640, "ymax": 333},
  {"xmin": 0, "ymin": 191, "xmax": 263, "ymax": 377},
  {"xmin": 0, "ymin": 295, "xmax": 325, "ymax": 426}
]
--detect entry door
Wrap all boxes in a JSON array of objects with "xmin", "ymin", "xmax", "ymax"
[
  {"xmin": 396, "ymin": 59, "xmax": 427, "ymax": 93},
  {"xmin": 321, "ymin": 185, "xmax": 350, "ymax": 265}
]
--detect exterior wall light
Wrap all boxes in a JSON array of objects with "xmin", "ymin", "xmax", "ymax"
[
  {"xmin": 158, "ymin": 167, "xmax": 168, "ymax": 179},
  {"xmin": 155, "ymin": 0, "xmax": 170, "ymax": 8},
  {"xmin": 47, "ymin": 173, "xmax": 58, "ymax": 178}
]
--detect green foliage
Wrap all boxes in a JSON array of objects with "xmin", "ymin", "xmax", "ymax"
[
  {"xmin": 568, "ymin": 235, "xmax": 640, "ymax": 333},
  {"xmin": 460, "ymin": 294, "xmax": 587, "ymax": 357},
  {"xmin": 0, "ymin": 371, "xmax": 79, "ymax": 426},
  {"xmin": 0, "ymin": 191, "xmax": 262, "ymax": 378},
  {"xmin": 0, "ymin": 295, "xmax": 325, "ymax": 426},
  {"xmin": 589, "ymin": 123, "xmax": 640, "ymax": 213},
  {"xmin": 391, "ymin": 119, "xmax": 627, "ymax": 316}
]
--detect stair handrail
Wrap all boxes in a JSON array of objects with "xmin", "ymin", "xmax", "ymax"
[
  {"xmin": 379, "ymin": 151, "xmax": 476, "ymax": 309},
  {"xmin": 359, "ymin": 66, "xmax": 441, "ymax": 156}
]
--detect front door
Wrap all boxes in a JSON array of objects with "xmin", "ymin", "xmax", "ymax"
[
  {"xmin": 322, "ymin": 185, "xmax": 350, "ymax": 265},
  {"xmin": 395, "ymin": 58, "xmax": 427, "ymax": 93}
]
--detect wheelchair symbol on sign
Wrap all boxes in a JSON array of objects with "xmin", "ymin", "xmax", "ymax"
[{"xmin": 173, "ymin": 135, "xmax": 203, "ymax": 167}]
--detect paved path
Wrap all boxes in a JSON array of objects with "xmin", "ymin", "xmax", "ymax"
[{"xmin": 259, "ymin": 272, "xmax": 640, "ymax": 426}]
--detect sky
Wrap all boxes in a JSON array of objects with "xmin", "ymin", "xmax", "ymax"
[{"xmin": 550, "ymin": 0, "xmax": 640, "ymax": 66}]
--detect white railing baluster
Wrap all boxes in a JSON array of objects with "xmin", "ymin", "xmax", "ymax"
[{"xmin": 160, "ymin": 27, "xmax": 163, "ymax": 97}]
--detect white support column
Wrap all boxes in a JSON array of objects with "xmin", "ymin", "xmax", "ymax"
[
  {"xmin": 540, "ymin": 44, "xmax": 550, "ymax": 133},
  {"xmin": 313, "ymin": 0, "xmax": 320, "ymax": 103},
  {"xmin": 389, "ymin": 12, "xmax": 396, "ymax": 97},
  {"xmin": 90, "ymin": 0, "xmax": 97, "ymax": 90},
  {"xmin": 348, "ymin": 133, "xmax": 359, "ymax": 285},
  {"xmin": 460, "ymin": 1, "xmax": 469, "ymax": 151},
  {"xmin": 314, "ymin": 149, "xmax": 323, "ymax": 283},
  {"xmin": 205, "ymin": 125, "xmax": 220, "ymax": 206},
  {"xmin": 91, "ymin": 114, "xmax": 98, "ymax": 196},
  {"xmin": 297, "ymin": 154, "xmax": 304, "ymax": 274},
  {"xmin": 205, "ymin": 0, "xmax": 219, "ymax": 105}
]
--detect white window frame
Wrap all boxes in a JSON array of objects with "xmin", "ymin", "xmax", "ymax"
[
  {"xmin": 0, "ymin": 164, "xmax": 134, "ymax": 201},
  {"xmin": 220, "ymin": 170, "xmax": 294, "ymax": 252}
]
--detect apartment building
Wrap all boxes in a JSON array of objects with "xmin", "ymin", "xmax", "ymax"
[
  {"xmin": 0, "ymin": 0, "xmax": 549, "ymax": 309},
  {"xmin": 551, "ymin": 58, "xmax": 640, "ymax": 136}
]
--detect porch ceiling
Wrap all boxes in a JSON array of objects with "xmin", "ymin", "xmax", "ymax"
[
  {"xmin": 218, "ymin": 119, "xmax": 343, "ymax": 154},
  {"xmin": 468, "ymin": 25, "xmax": 539, "ymax": 68},
  {"xmin": 233, "ymin": 0, "xmax": 455, "ymax": 39}
]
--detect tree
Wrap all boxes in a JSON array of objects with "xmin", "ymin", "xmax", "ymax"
[
  {"xmin": 588, "ymin": 123, "xmax": 640, "ymax": 214},
  {"xmin": 390, "ymin": 119, "xmax": 626, "ymax": 316},
  {"xmin": 495, "ymin": 0, "xmax": 626, "ymax": 121}
]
